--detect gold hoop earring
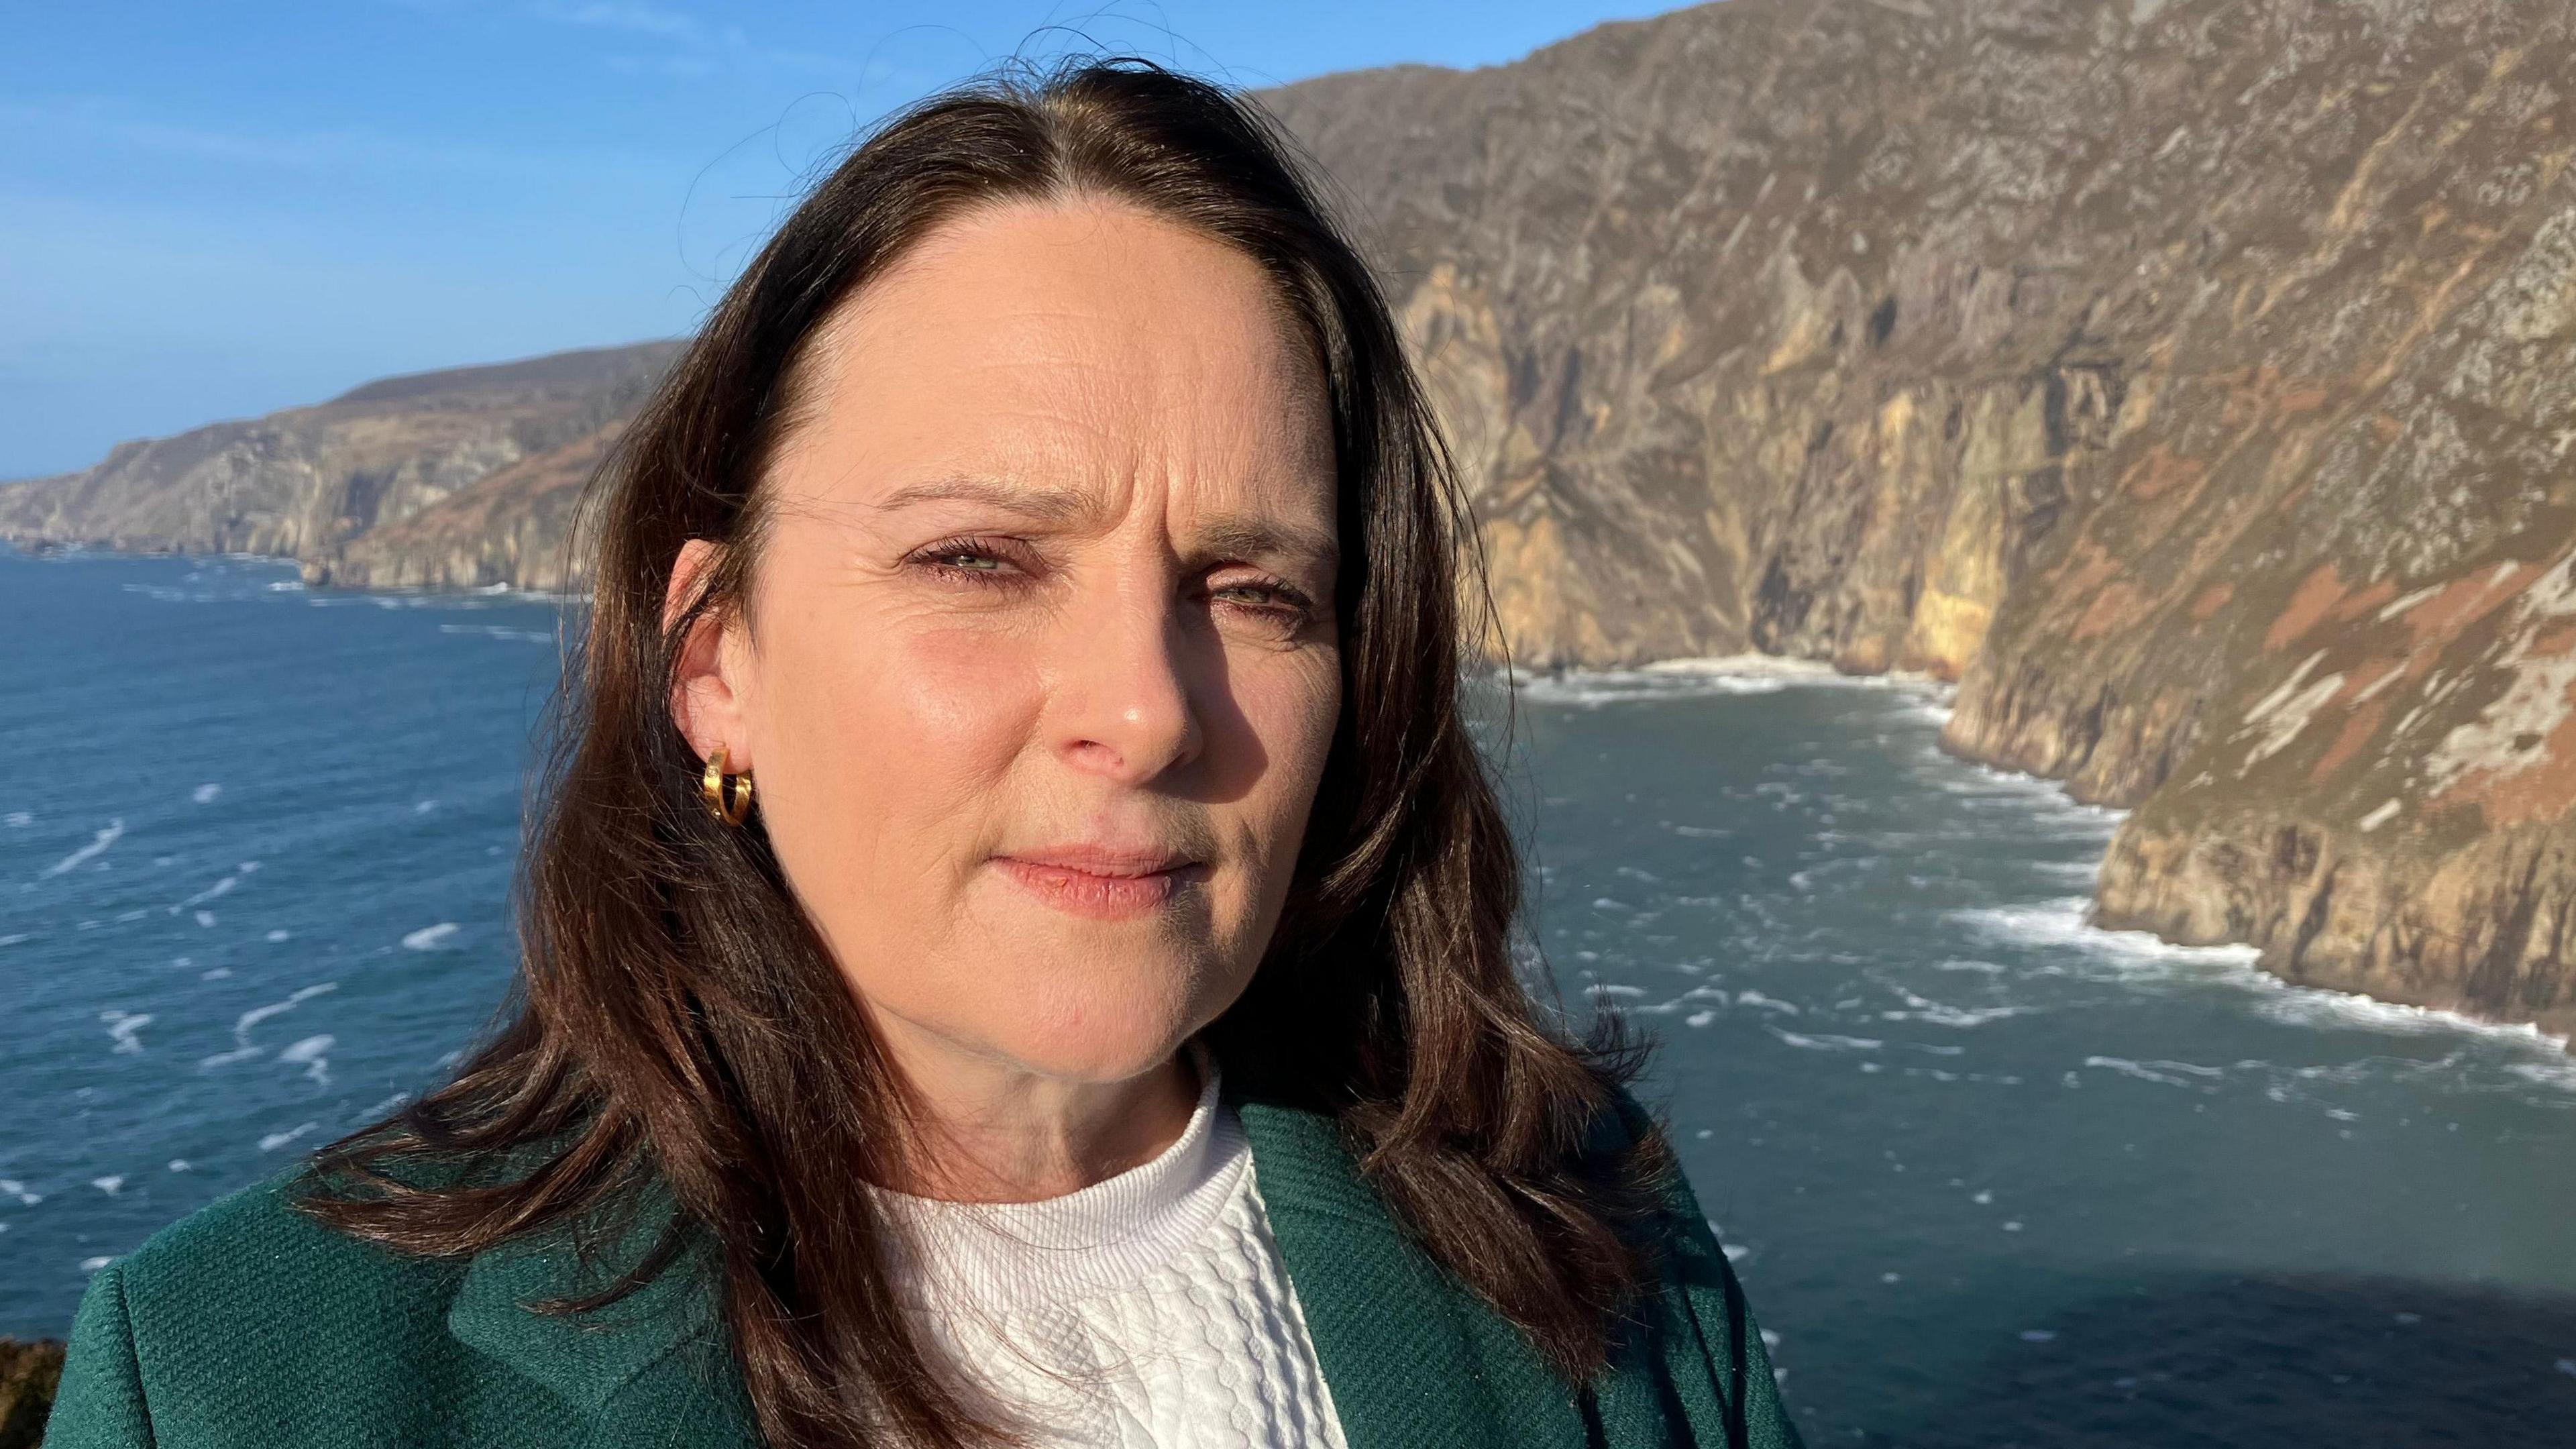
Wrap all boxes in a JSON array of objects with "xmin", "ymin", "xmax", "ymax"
[{"xmin": 700, "ymin": 744, "xmax": 754, "ymax": 826}]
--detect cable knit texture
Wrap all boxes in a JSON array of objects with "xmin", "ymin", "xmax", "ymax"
[{"xmin": 869, "ymin": 1043, "xmax": 1350, "ymax": 1448}]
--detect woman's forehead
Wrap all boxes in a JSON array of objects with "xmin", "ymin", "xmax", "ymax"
[{"xmin": 773, "ymin": 197, "xmax": 1334, "ymax": 518}]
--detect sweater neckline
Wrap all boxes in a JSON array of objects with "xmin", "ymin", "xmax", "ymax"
[{"xmin": 867, "ymin": 1038, "xmax": 1246, "ymax": 1313}]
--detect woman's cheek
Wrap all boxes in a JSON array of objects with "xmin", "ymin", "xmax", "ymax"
[{"xmin": 1237, "ymin": 641, "xmax": 1340, "ymax": 860}]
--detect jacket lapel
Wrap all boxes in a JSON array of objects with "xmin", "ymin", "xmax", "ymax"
[
  {"xmin": 445, "ymin": 1183, "xmax": 763, "ymax": 1449},
  {"xmin": 1231, "ymin": 1093, "xmax": 1591, "ymax": 1449}
]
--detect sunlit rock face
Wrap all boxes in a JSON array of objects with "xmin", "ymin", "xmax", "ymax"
[
  {"xmin": 0, "ymin": 344, "xmax": 676, "ymax": 589},
  {"xmin": 11, "ymin": 0, "xmax": 2576, "ymax": 1030},
  {"xmin": 1264, "ymin": 0, "xmax": 2576, "ymax": 1034}
]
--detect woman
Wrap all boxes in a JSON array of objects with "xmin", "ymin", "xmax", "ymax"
[{"xmin": 44, "ymin": 56, "xmax": 1801, "ymax": 1449}]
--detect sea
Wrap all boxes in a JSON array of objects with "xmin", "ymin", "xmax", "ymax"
[{"xmin": 6, "ymin": 548, "xmax": 2574, "ymax": 1446}]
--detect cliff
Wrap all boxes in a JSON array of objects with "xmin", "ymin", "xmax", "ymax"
[
  {"xmin": 9, "ymin": 0, "xmax": 2576, "ymax": 1034},
  {"xmin": 0, "ymin": 342, "xmax": 678, "ymax": 585},
  {"xmin": 1258, "ymin": 0, "xmax": 2576, "ymax": 1036}
]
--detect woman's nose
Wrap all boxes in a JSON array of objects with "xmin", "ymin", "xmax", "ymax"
[{"xmin": 1051, "ymin": 571, "xmax": 1203, "ymax": 784}]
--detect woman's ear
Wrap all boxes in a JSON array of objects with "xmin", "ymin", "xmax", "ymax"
[{"xmin": 663, "ymin": 537, "xmax": 752, "ymax": 771}]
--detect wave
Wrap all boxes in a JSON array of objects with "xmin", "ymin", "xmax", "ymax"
[
  {"xmin": 1503, "ymin": 653, "xmax": 1954, "ymax": 709},
  {"xmin": 401, "ymin": 922, "xmax": 461, "ymax": 951},
  {"xmin": 2083, "ymin": 1055, "xmax": 2226, "ymax": 1089},
  {"xmin": 1950, "ymin": 896, "xmax": 2576, "ymax": 1092},
  {"xmin": 1768, "ymin": 1026, "xmax": 1884, "ymax": 1052},
  {"xmin": 38, "ymin": 818, "xmax": 125, "ymax": 879}
]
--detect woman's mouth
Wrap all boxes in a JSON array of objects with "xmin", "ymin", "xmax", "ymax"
[{"xmin": 992, "ymin": 854, "xmax": 1205, "ymax": 921}]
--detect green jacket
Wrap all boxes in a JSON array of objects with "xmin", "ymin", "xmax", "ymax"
[{"xmin": 44, "ymin": 1089, "xmax": 1803, "ymax": 1448}]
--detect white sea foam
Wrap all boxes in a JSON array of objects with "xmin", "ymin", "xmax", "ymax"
[
  {"xmin": 1880, "ymin": 984, "xmax": 2033, "ymax": 1028},
  {"xmin": 402, "ymin": 922, "xmax": 460, "ymax": 951},
  {"xmin": 437, "ymin": 623, "xmax": 555, "ymax": 644},
  {"xmin": 192, "ymin": 783, "xmax": 221, "ymax": 804},
  {"xmin": 2031, "ymin": 860, "xmax": 2103, "ymax": 884},
  {"xmin": 172, "ymin": 873, "xmax": 239, "ymax": 912},
  {"xmin": 99, "ymin": 1009, "xmax": 152, "ymax": 1054},
  {"xmin": 205, "ymin": 982, "xmax": 337, "ymax": 1069},
  {"xmin": 2084, "ymin": 1055, "xmax": 2225, "ymax": 1089},
  {"xmin": 360, "ymin": 1091, "xmax": 414, "ymax": 1120},
  {"xmin": 38, "ymin": 818, "xmax": 125, "ymax": 879},
  {"xmin": 1733, "ymin": 989, "xmax": 1803, "ymax": 1016},
  {"xmin": 90, "ymin": 1176, "xmax": 123, "ymax": 1195},
  {"xmin": 1947, "ymin": 896, "xmax": 2262, "ymax": 980},
  {"xmin": 2245, "ymin": 977, "xmax": 2575, "ymax": 1057},
  {"xmin": 1505, "ymin": 653, "xmax": 1894, "ymax": 708},
  {"xmin": 278, "ymin": 1033, "xmax": 335, "ymax": 1085},
  {"xmin": 258, "ymin": 1121, "xmax": 320, "ymax": 1152},
  {"xmin": 1769, "ymin": 1027, "xmax": 1884, "ymax": 1052},
  {"xmin": 3, "ymin": 812, "xmax": 31, "ymax": 828}
]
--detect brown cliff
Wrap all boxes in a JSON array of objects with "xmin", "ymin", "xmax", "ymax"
[
  {"xmin": 0, "ymin": 342, "xmax": 676, "ymax": 578},
  {"xmin": 9, "ymin": 0, "xmax": 2576, "ymax": 1035},
  {"xmin": 1263, "ymin": 0, "xmax": 2576, "ymax": 1036}
]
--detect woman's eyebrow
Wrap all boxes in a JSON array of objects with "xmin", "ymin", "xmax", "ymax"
[
  {"xmin": 1196, "ymin": 516, "xmax": 1339, "ymax": 576},
  {"xmin": 874, "ymin": 474, "xmax": 1336, "ymax": 573},
  {"xmin": 872, "ymin": 474, "xmax": 1093, "ymax": 524}
]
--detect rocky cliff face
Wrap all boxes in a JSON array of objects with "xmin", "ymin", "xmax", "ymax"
[
  {"xmin": 0, "ymin": 343, "xmax": 676, "ymax": 584},
  {"xmin": 9, "ymin": 0, "xmax": 2576, "ymax": 1035},
  {"xmin": 1261, "ymin": 0, "xmax": 2576, "ymax": 1036}
]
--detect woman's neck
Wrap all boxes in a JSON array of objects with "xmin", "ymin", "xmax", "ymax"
[{"xmin": 861, "ymin": 1014, "xmax": 1205, "ymax": 1202}]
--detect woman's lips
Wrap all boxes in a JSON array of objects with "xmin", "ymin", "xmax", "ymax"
[{"xmin": 992, "ymin": 857, "xmax": 1204, "ymax": 920}]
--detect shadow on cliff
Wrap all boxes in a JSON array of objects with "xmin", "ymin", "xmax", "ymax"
[{"xmin": 1874, "ymin": 1269, "xmax": 2576, "ymax": 1448}]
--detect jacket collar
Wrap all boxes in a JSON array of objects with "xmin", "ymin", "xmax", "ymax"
[
  {"xmin": 445, "ymin": 1174, "xmax": 759, "ymax": 1446},
  {"xmin": 442, "ymin": 1091, "xmax": 1584, "ymax": 1448},
  {"xmin": 1228, "ymin": 1089, "xmax": 1589, "ymax": 1449}
]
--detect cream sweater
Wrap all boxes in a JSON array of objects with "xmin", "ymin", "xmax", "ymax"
[{"xmin": 869, "ymin": 1046, "xmax": 1352, "ymax": 1448}]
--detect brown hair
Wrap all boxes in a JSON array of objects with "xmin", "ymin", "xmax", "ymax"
[{"xmin": 298, "ymin": 53, "xmax": 1673, "ymax": 1449}]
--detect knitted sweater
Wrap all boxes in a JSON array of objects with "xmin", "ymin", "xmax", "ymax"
[
  {"xmin": 42, "ymin": 1078, "xmax": 1805, "ymax": 1449},
  {"xmin": 868, "ymin": 1044, "xmax": 1348, "ymax": 1446}
]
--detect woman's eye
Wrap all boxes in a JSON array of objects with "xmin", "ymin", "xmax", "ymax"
[
  {"xmin": 913, "ymin": 539, "xmax": 1019, "ymax": 580},
  {"xmin": 1216, "ymin": 581, "xmax": 1318, "ymax": 626}
]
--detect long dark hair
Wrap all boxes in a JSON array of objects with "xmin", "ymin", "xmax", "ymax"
[{"xmin": 299, "ymin": 54, "xmax": 1674, "ymax": 1448}]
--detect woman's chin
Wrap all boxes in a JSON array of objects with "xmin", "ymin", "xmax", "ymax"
[{"xmin": 989, "ymin": 1015, "xmax": 1194, "ymax": 1085}]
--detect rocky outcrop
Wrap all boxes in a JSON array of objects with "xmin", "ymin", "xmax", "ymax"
[
  {"xmin": 0, "ymin": 1338, "xmax": 62, "ymax": 1449},
  {"xmin": 11, "ymin": 0, "xmax": 2576, "ymax": 1035},
  {"xmin": 0, "ymin": 343, "xmax": 676, "ymax": 572}
]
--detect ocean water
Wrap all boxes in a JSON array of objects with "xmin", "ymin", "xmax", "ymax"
[{"xmin": 7, "ymin": 549, "xmax": 2575, "ymax": 1444}]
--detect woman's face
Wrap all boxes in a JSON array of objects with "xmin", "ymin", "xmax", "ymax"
[{"xmin": 672, "ymin": 196, "xmax": 1341, "ymax": 1089}]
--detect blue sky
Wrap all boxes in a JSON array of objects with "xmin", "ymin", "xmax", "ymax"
[{"xmin": 1, "ymin": 1, "xmax": 1683, "ymax": 480}]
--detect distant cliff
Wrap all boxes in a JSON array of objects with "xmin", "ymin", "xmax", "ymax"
[
  {"xmin": 0, "ymin": 343, "xmax": 677, "ymax": 588},
  {"xmin": 8, "ymin": 0, "xmax": 2576, "ymax": 1036}
]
